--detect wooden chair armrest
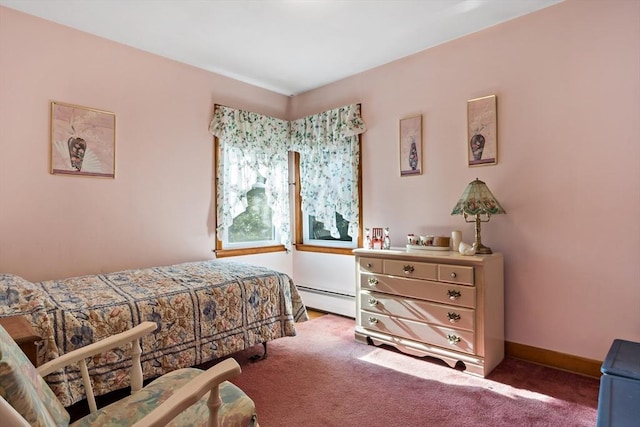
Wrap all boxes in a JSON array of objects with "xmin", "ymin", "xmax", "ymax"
[
  {"xmin": 36, "ymin": 321, "xmax": 157, "ymax": 414},
  {"xmin": 132, "ymin": 358, "xmax": 242, "ymax": 427},
  {"xmin": 0, "ymin": 396, "xmax": 31, "ymax": 427},
  {"xmin": 37, "ymin": 322, "xmax": 157, "ymax": 377}
]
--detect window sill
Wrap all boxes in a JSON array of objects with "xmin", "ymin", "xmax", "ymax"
[
  {"xmin": 294, "ymin": 244, "xmax": 355, "ymax": 256},
  {"xmin": 214, "ymin": 245, "xmax": 286, "ymax": 258}
]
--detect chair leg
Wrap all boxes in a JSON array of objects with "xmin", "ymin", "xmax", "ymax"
[{"xmin": 249, "ymin": 342, "xmax": 267, "ymax": 362}]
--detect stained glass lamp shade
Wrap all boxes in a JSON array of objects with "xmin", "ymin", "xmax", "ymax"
[{"xmin": 451, "ymin": 178, "xmax": 506, "ymax": 254}]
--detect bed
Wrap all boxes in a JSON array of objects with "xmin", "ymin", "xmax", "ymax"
[{"xmin": 0, "ymin": 259, "xmax": 308, "ymax": 407}]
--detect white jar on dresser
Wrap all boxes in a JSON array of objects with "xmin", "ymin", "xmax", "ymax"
[{"xmin": 353, "ymin": 248, "xmax": 504, "ymax": 377}]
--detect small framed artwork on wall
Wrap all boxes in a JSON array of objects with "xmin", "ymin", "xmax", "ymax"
[
  {"xmin": 51, "ymin": 101, "xmax": 116, "ymax": 178},
  {"xmin": 399, "ymin": 114, "xmax": 422, "ymax": 176},
  {"xmin": 467, "ymin": 95, "xmax": 497, "ymax": 167}
]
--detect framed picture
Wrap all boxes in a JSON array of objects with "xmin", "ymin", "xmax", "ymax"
[
  {"xmin": 467, "ymin": 95, "xmax": 497, "ymax": 167},
  {"xmin": 399, "ymin": 114, "xmax": 422, "ymax": 176},
  {"xmin": 50, "ymin": 101, "xmax": 116, "ymax": 178}
]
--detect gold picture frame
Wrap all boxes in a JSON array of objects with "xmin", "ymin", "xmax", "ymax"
[
  {"xmin": 467, "ymin": 95, "xmax": 497, "ymax": 167},
  {"xmin": 399, "ymin": 114, "xmax": 422, "ymax": 176},
  {"xmin": 50, "ymin": 101, "xmax": 116, "ymax": 178}
]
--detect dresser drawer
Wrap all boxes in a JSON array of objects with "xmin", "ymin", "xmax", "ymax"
[
  {"xmin": 360, "ymin": 290, "xmax": 475, "ymax": 331},
  {"xmin": 360, "ymin": 273, "xmax": 476, "ymax": 308},
  {"xmin": 383, "ymin": 259, "xmax": 437, "ymax": 280},
  {"xmin": 360, "ymin": 311, "xmax": 475, "ymax": 354},
  {"xmin": 359, "ymin": 257, "xmax": 383, "ymax": 273},
  {"xmin": 438, "ymin": 264, "xmax": 474, "ymax": 285}
]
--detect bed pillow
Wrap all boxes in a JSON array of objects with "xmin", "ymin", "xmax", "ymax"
[
  {"xmin": 0, "ymin": 325, "xmax": 70, "ymax": 426},
  {"xmin": 0, "ymin": 274, "xmax": 48, "ymax": 314}
]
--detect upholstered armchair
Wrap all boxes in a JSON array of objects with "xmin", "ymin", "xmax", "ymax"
[{"xmin": 0, "ymin": 321, "xmax": 258, "ymax": 426}]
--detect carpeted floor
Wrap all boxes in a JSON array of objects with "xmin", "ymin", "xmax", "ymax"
[{"xmin": 229, "ymin": 314, "xmax": 600, "ymax": 427}]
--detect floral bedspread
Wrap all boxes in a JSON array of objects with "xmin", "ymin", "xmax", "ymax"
[{"xmin": 0, "ymin": 260, "xmax": 307, "ymax": 407}]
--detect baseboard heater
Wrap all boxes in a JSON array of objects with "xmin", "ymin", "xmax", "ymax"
[
  {"xmin": 295, "ymin": 285, "xmax": 354, "ymax": 298},
  {"xmin": 295, "ymin": 285, "xmax": 355, "ymax": 318}
]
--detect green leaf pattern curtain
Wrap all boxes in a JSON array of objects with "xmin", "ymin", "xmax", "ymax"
[
  {"xmin": 290, "ymin": 104, "xmax": 366, "ymax": 239},
  {"xmin": 209, "ymin": 106, "xmax": 291, "ymax": 249}
]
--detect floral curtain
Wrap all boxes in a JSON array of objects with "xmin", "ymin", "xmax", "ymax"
[
  {"xmin": 290, "ymin": 104, "xmax": 366, "ymax": 239},
  {"xmin": 209, "ymin": 105, "xmax": 291, "ymax": 249}
]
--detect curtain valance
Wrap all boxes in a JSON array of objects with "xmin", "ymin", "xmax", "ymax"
[
  {"xmin": 289, "ymin": 104, "xmax": 366, "ymax": 151},
  {"xmin": 209, "ymin": 106, "xmax": 290, "ymax": 153}
]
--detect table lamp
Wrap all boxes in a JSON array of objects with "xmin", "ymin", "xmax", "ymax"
[{"xmin": 451, "ymin": 178, "xmax": 505, "ymax": 254}]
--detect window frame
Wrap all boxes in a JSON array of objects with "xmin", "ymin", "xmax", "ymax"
[{"xmin": 213, "ymin": 137, "xmax": 286, "ymax": 258}]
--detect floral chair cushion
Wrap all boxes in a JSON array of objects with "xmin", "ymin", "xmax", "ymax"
[
  {"xmin": 0, "ymin": 325, "xmax": 70, "ymax": 427},
  {"xmin": 71, "ymin": 367, "xmax": 257, "ymax": 427}
]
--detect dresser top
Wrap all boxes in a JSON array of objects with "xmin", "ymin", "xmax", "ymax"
[{"xmin": 353, "ymin": 247, "xmax": 503, "ymax": 263}]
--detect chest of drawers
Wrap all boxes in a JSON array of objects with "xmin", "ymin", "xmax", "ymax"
[{"xmin": 354, "ymin": 248, "xmax": 504, "ymax": 377}]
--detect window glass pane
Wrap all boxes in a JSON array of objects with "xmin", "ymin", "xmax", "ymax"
[
  {"xmin": 303, "ymin": 211, "xmax": 355, "ymax": 249},
  {"xmin": 308, "ymin": 212, "xmax": 352, "ymax": 242},
  {"xmin": 228, "ymin": 180, "xmax": 275, "ymax": 244}
]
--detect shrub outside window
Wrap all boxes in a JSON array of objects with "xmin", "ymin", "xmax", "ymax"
[
  {"xmin": 303, "ymin": 212, "xmax": 356, "ymax": 249},
  {"xmin": 225, "ymin": 178, "xmax": 280, "ymax": 248}
]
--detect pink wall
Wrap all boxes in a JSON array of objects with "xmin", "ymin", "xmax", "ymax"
[
  {"xmin": 0, "ymin": 6, "xmax": 290, "ymax": 280},
  {"xmin": 291, "ymin": 0, "xmax": 640, "ymax": 360},
  {"xmin": 1, "ymin": 0, "xmax": 638, "ymax": 362}
]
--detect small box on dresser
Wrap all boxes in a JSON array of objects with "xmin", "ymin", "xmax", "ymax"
[{"xmin": 353, "ymin": 248, "xmax": 504, "ymax": 377}]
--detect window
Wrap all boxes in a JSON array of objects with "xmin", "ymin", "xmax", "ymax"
[
  {"xmin": 209, "ymin": 106, "xmax": 290, "ymax": 257},
  {"xmin": 209, "ymin": 104, "xmax": 366, "ymax": 257},
  {"xmin": 291, "ymin": 104, "xmax": 366, "ymax": 255}
]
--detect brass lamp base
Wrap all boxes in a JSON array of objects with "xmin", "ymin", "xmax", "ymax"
[
  {"xmin": 472, "ymin": 242, "xmax": 493, "ymax": 255},
  {"xmin": 465, "ymin": 212, "xmax": 494, "ymax": 255}
]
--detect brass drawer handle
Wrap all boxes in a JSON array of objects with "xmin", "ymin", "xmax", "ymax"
[
  {"xmin": 447, "ymin": 289, "xmax": 461, "ymax": 300},
  {"xmin": 368, "ymin": 316, "xmax": 378, "ymax": 326},
  {"xmin": 447, "ymin": 312, "xmax": 461, "ymax": 323},
  {"xmin": 368, "ymin": 277, "xmax": 378, "ymax": 286},
  {"xmin": 403, "ymin": 265, "xmax": 415, "ymax": 274},
  {"xmin": 368, "ymin": 298, "xmax": 378, "ymax": 307},
  {"xmin": 447, "ymin": 334, "xmax": 461, "ymax": 345}
]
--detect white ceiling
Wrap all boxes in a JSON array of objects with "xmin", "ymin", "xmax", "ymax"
[{"xmin": 1, "ymin": 0, "xmax": 563, "ymax": 95}]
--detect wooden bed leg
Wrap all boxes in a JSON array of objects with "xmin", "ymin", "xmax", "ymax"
[{"xmin": 249, "ymin": 342, "xmax": 268, "ymax": 362}]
